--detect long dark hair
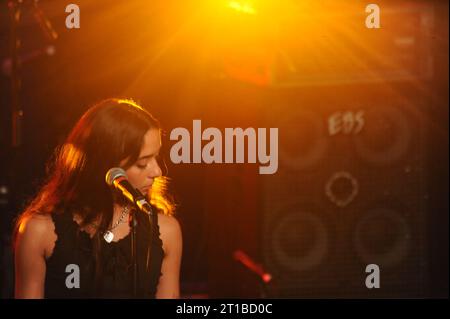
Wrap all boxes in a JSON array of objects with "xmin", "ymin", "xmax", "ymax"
[{"xmin": 14, "ymin": 98, "xmax": 174, "ymax": 284}]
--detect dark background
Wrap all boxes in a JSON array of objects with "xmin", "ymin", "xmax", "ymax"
[{"xmin": 0, "ymin": 0, "xmax": 448, "ymax": 298}]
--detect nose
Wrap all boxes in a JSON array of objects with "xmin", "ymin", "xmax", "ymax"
[{"xmin": 149, "ymin": 160, "xmax": 162, "ymax": 179}]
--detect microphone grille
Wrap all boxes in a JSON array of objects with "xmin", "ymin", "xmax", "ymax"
[{"xmin": 105, "ymin": 167, "xmax": 127, "ymax": 186}]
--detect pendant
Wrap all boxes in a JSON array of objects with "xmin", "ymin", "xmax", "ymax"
[{"xmin": 103, "ymin": 231, "xmax": 114, "ymax": 243}]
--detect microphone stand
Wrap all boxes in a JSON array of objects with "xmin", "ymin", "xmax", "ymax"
[
  {"xmin": 128, "ymin": 207, "xmax": 138, "ymax": 298},
  {"xmin": 8, "ymin": 0, "xmax": 23, "ymax": 148},
  {"xmin": 7, "ymin": 0, "xmax": 58, "ymax": 148},
  {"xmin": 233, "ymin": 250, "xmax": 273, "ymax": 298},
  {"xmin": 129, "ymin": 190, "xmax": 154, "ymax": 298}
]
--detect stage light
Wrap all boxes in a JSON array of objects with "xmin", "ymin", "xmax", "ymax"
[{"xmin": 227, "ymin": 1, "xmax": 256, "ymax": 15}]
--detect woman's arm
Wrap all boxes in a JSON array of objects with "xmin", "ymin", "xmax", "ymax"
[
  {"xmin": 14, "ymin": 215, "xmax": 55, "ymax": 299},
  {"xmin": 155, "ymin": 214, "xmax": 183, "ymax": 299}
]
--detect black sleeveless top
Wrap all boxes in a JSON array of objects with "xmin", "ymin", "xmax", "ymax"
[{"xmin": 45, "ymin": 208, "xmax": 164, "ymax": 298}]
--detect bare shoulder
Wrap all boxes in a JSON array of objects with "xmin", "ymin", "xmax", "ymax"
[
  {"xmin": 18, "ymin": 214, "xmax": 54, "ymax": 238},
  {"xmin": 16, "ymin": 213, "xmax": 57, "ymax": 258},
  {"xmin": 15, "ymin": 213, "xmax": 56, "ymax": 298},
  {"xmin": 157, "ymin": 213, "xmax": 182, "ymax": 239},
  {"xmin": 157, "ymin": 213, "xmax": 182, "ymax": 253},
  {"xmin": 154, "ymin": 213, "xmax": 182, "ymax": 298}
]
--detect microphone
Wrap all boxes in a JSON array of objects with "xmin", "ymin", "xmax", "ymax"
[{"xmin": 105, "ymin": 167, "xmax": 153, "ymax": 216}]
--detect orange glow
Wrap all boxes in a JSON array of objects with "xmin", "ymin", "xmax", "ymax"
[
  {"xmin": 17, "ymin": 217, "xmax": 28, "ymax": 235},
  {"xmin": 227, "ymin": 1, "xmax": 257, "ymax": 15},
  {"xmin": 150, "ymin": 176, "xmax": 175, "ymax": 216},
  {"xmin": 117, "ymin": 98, "xmax": 145, "ymax": 111},
  {"xmin": 74, "ymin": 1, "xmax": 432, "ymax": 112},
  {"xmin": 61, "ymin": 143, "xmax": 85, "ymax": 171}
]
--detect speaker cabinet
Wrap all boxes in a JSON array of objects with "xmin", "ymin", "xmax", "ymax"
[{"xmin": 260, "ymin": 84, "xmax": 430, "ymax": 297}]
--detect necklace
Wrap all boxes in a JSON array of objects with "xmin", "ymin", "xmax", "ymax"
[{"xmin": 103, "ymin": 206, "xmax": 130, "ymax": 243}]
